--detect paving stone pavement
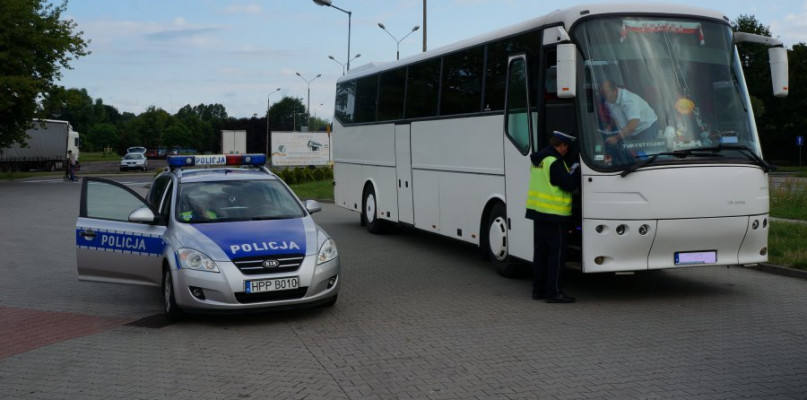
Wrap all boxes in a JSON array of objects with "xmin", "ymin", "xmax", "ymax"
[{"xmin": 1, "ymin": 180, "xmax": 806, "ymax": 399}]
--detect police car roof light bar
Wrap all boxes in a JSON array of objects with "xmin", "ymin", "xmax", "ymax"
[{"xmin": 167, "ymin": 154, "xmax": 267, "ymax": 170}]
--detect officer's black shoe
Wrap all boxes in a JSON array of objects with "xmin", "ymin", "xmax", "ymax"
[{"xmin": 546, "ymin": 294, "xmax": 576, "ymax": 303}]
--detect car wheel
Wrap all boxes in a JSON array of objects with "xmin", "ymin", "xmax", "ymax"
[
  {"xmin": 362, "ymin": 186, "xmax": 385, "ymax": 234},
  {"xmin": 163, "ymin": 268, "xmax": 182, "ymax": 321},
  {"xmin": 485, "ymin": 203, "xmax": 521, "ymax": 278}
]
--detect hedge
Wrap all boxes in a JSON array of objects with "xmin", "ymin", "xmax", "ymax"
[{"xmin": 275, "ymin": 166, "xmax": 333, "ymax": 185}]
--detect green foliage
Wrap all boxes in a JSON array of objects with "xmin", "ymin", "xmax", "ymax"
[
  {"xmin": 288, "ymin": 179, "xmax": 334, "ymax": 200},
  {"xmin": 769, "ymin": 221, "xmax": 807, "ymax": 270},
  {"xmin": 0, "ymin": 0, "xmax": 90, "ymax": 149},
  {"xmin": 269, "ymin": 97, "xmax": 308, "ymax": 131},
  {"xmin": 162, "ymin": 123, "xmax": 193, "ymax": 149},
  {"xmin": 275, "ymin": 166, "xmax": 332, "ymax": 187},
  {"xmin": 770, "ymin": 178, "xmax": 807, "ymax": 220},
  {"xmin": 85, "ymin": 123, "xmax": 119, "ymax": 152}
]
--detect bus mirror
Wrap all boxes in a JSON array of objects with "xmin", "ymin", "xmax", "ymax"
[
  {"xmin": 769, "ymin": 47, "xmax": 789, "ymax": 97},
  {"xmin": 556, "ymin": 43, "xmax": 577, "ymax": 99}
]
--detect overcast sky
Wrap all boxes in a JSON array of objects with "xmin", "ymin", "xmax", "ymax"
[{"xmin": 57, "ymin": 0, "xmax": 807, "ymax": 120}]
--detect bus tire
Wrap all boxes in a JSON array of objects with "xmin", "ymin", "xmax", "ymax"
[
  {"xmin": 362, "ymin": 185, "xmax": 385, "ymax": 234},
  {"xmin": 485, "ymin": 203, "xmax": 520, "ymax": 278}
]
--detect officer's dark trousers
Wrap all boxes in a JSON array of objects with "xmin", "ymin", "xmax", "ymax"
[{"xmin": 532, "ymin": 221, "xmax": 568, "ymax": 298}]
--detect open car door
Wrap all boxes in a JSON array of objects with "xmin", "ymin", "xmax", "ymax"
[{"xmin": 75, "ymin": 178, "xmax": 167, "ymax": 286}]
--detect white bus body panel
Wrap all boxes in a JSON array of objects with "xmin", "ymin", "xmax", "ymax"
[
  {"xmin": 333, "ymin": 122, "xmax": 398, "ymax": 219},
  {"xmin": 581, "ymin": 166, "xmax": 769, "ymax": 272},
  {"xmin": 409, "ymin": 117, "xmax": 504, "ymax": 243}
]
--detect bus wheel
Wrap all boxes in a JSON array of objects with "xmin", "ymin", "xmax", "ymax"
[
  {"xmin": 486, "ymin": 203, "xmax": 520, "ymax": 278},
  {"xmin": 363, "ymin": 186, "xmax": 385, "ymax": 234}
]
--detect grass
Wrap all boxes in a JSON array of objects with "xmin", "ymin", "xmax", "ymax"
[
  {"xmin": 770, "ymin": 177, "xmax": 807, "ymax": 220},
  {"xmin": 288, "ymin": 179, "xmax": 334, "ymax": 200},
  {"xmin": 80, "ymin": 151, "xmax": 122, "ymax": 162},
  {"xmin": 768, "ymin": 221, "xmax": 807, "ymax": 270}
]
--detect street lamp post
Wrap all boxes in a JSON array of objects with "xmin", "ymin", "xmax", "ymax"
[
  {"xmin": 313, "ymin": 0, "xmax": 353, "ymax": 71},
  {"xmin": 266, "ymin": 88, "xmax": 281, "ymax": 156},
  {"xmin": 296, "ymin": 72, "xmax": 321, "ymax": 131},
  {"xmin": 378, "ymin": 23, "xmax": 420, "ymax": 60},
  {"xmin": 329, "ymin": 54, "xmax": 361, "ymax": 75}
]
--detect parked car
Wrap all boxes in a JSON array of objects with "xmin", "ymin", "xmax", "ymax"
[
  {"xmin": 120, "ymin": 152, "xmax": 148, "ymax": 171},
  {"xmin": 75, "ymin": 153, "xmax": 340, "ymax": 320},
  {"xmin": 145, "ymin": 149, "xmax": 159, "ymax": 159},
  {"xmin": 127, "ymin": 146, "xmax": 147, "ymax": 155}
]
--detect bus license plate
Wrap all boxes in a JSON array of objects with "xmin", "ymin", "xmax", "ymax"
[
  {"xmin": 245, "ymin": 277, "xmax": 299, "ymax": 293},
  {"xmin": 674, "ymin": 251, "xmax": 717, "ymax": 265}
]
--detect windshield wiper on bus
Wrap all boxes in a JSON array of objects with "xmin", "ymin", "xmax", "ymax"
[
  {"xmin": 694, "ymin": 144, "xmax": 773, "ymax": 172},
  {"xmin": 619, "ymin": 144, "xmax": 772, "ymax": 177},
  {"xmin": 619, "ymin": 149, "xmax": 720, "ymax": 177}
]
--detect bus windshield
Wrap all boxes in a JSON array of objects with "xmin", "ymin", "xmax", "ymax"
[{"xmin": 574, "ymin": 17, "xmax": 761, "ymax": 171}]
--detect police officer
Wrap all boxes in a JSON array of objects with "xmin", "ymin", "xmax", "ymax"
[{"xmin": 525, "ymin": 131, "xmax": 580, "ymax": 303}]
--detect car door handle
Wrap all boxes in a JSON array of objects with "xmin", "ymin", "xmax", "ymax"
[{"xmin": 80, "ymin": 229, "xmax": 97, "ymax": 238}]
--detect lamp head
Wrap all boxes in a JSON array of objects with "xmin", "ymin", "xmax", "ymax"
[
  {"xmin": 313, "ymin": 0, "xmax": 332, "ymax": 6},
  {"xmin": 412, "ymin": 26, "xmax": 420, "ymax": 32},
  {"xmin": 378, "ymin": 23, "xmax": 386, "ymax": 30}
]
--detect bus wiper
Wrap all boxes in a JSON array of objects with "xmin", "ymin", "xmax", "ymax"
[
  {"xmin": 698, "ymin": 144, "xmax": 773, "ymax": 172},
  {"xmin": 619, "ymin": 149, "xmax": 717, "ymax": 177}
]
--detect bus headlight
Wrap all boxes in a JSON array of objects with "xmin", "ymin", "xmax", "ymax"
[
  {"xmin": 317, "ymin": 238, "xmax": 338, "ymax": 265},
  {"xmin": 177, "ymin": 248, "xmax": 220, "ymax": 272}
]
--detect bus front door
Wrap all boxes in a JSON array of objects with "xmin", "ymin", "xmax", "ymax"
[{"xmin": 502, "ymin": 55, "xmax": 535, "ymax": 272}]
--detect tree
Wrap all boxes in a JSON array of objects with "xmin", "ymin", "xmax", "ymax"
[
  {"xmin": 0, "ymin": 0, "xmax": 89, "ymax": 149},
  {"xmin": 162, "ymin": 123, "xmax": 193, "ymax": 150},
  {"xmin": 85, "ymin": 123, "xmax": 119, "ymax": 152},
  {"xmin": 269, "ymin": 97, "xmax": 307, "ymax": 131}
]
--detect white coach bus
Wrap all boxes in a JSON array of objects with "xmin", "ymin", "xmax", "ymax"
[{"xmin": 331, "ymin": 3, "xmax": 788, "ymax": 276}]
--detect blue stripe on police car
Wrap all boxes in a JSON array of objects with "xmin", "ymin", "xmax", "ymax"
[{"xmin": 76, "ymin": 228, "xmax": 164, "ymax": 256}]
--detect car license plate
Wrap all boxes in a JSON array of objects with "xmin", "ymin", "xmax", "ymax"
[
  {"xmin": 244, "ymin": 277, "xmax": 299, "ymax": 293},
  {"xmin": 674, "ymin": 250, "xmax": 717, "ymax": 265}
]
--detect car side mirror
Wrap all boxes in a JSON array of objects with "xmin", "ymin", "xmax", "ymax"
[
  {"xmin": 305, "ymin": 199, "xmax": 322, "ymax": 214},
  {"xmin": 129, "ymin": 207, "xmax": 159, "ymax": 224}
]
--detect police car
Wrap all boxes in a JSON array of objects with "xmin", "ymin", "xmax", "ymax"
[{"xmin": 75, "ymin": 154, "xmax": 340, "ymax": 319}]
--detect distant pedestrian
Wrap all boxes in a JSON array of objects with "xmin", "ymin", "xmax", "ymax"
[{"xmin": 67, "ymin": 150, "xmax": 77, "ymax": 182}]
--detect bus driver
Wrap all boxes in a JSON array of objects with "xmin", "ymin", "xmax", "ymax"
[{"xmin": 600, "ymin": 80, "xmax": 659, "ymax": 145}]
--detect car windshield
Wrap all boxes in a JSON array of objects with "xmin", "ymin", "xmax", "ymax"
[
  {"xmin": 123, "ymin": 153, "xmax": 143, "ymax": 160},
  {"xmin": 176, "ymin": 179, "xmax": 305, "ymax": 223},
  {"xmin": 573, "ymin": 17, "xmax": 761, "ymax": 171}
]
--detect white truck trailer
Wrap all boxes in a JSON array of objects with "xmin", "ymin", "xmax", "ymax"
[
  {"xmin": 0, "ymin": 119, "xmax": 80, "ymax": 172},
  {"xmin": 221, "ymin": 130, "xmax": 247, "ymax": 154}
]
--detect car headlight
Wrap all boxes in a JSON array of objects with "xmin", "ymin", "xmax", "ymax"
[
  {"xmin": 317, "ymin": 238, "xmax": 338, "ymax": 265},
  {"xmin": 177, "ymin": 248, "xmax": 220, "ymax": 272}
]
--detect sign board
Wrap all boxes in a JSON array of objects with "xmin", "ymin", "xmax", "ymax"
[
  {"xmin": 271, "ymin": 131, "xmax": 331, "ymax": 166},
  {"xmin": 797, "ymin": 136, "xmax": 804, "ymax": 147}
]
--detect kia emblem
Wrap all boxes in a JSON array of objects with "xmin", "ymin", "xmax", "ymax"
[{"xmin": 263, "ymin": 259, "xmax": 280, "ymax": 268}]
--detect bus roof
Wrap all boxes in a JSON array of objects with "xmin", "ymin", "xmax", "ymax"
[{"xmin": 339, "ymin": 2, "xmax": 729, "ymax": 83}]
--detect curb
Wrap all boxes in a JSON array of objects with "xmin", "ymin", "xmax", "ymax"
[{"xmin": 746, "ymin": 263, "xmax": 807, "ymax": 280}]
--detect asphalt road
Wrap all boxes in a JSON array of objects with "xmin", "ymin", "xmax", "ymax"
[{"xmin": 1, "ymin": 176, "xmax": 806, "ymax": 399}]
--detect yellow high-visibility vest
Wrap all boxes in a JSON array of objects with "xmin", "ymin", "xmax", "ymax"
[{"xmin": 525, "ymin": 156, "xmax": 572, "ymax": 216}]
